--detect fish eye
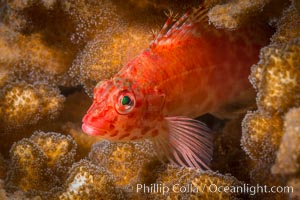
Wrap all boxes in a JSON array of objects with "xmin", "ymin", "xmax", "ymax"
[
  {"xmin": 115, "ymin": 90, "xmax": 135, "ymax": 114},
  {"xmin": 121, "ymin": 96, "xmax": 132, "ymax": 105}
]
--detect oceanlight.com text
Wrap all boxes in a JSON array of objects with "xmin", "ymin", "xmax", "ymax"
[{"xmin": 135, "ymin": 183, "xmax": 293, "ymax": 196}]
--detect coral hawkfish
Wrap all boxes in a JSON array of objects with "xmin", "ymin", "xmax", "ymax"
[{"xmin": 82, "ymin": 6, "xmax": 271, "ymax": 169}]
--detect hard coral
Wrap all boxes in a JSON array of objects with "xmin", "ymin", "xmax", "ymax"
[
  {"xmin": 240, "ymin": 1, "xmax": 300, "ymax": 199},
  {"xmin": 0, "ymin": 23, "xmax": 75, "ymax": 86},
  {"xmin": 89, "ymin": 140, "xmax": 158, "ymax": 188},
  {"xmin": 208, "ymin": 0, "xmax": 270, "ymax": 29},
  {"xmin": 0, "ymin": 82, "xmax": 65, "ymax": 129},
  {"xmin": 30, "ymin": 131, "xmax": 77, "ymax": 176},
  {"xmin": 241, "ymin": 111, "xmax": 283, "ymax": 161},
  {"xmin": 58, "ymin": 159, "xmax": 124, "ymax": 200},
  {"xmin": 6, "ymin": 132, "xmax": 77, "ymax": 195},
  {"xmin": 150, "ymin": 165, "xmax": 242, "ymax": 200},
  {"xmin": 6, "ymin": 138, "xmax": 48, "ymax": 192},
  {"xmin": 62, "ymin": 122, "xmax": 102, "ymax": 157},
  {"xmin": 71, "ymin": 23, "xmax": 153, "ymax": 96},
  {"xmin": 251, "ymin": 38, "xmax": 300, "ymax": 114},
  {"xmin": 61, "ymin": 0, "xmax": 121, "ymax": 44},
  {"xmin": 271, "ymin": 4, "xmax": 300, "ymax": 44},
  {"xmin": 0, "ymin": 154, "xmax": 6, "ymax": 179},
  {"xmin": 272, "ymin": 107, "xmax": 300, "ymax": 175}
]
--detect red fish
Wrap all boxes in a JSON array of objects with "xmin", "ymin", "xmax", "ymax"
[{"xmin": 82, "ymin": 6, "xmax": 271, "ymax": 169}]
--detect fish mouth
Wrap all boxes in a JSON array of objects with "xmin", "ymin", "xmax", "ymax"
[{"xmin": 82, "ymin": 123, "xmax": 108, "ymax": 136}]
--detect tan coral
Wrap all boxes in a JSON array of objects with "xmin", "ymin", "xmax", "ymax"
[
  {"xmin": 149, "ymin": 165, "xmax": 242, "ymax": 200},
  {"xmin": 71, "ymin": 23, "xmax": 154, "ymax": 96},
  {"xmin": 6, "ymin": 138, "xmax": 48, "ymax": 192},
  {"xmin": 0, "ymin": 23, "xmax": 75, "ymax": 86},
  {"xmin": 0, "ymin": 82, "xmax": 65, "ymax": 129},
  {"xmin": 271, "ymin": 4, "xmax": 300, "ymax": 44},
  {"xmin": 30, "ymin": 131, "xmax": 77, "ymax": 175},
  {"xmin": 7, "ymin": 0, "xmax": 57, "ymax": 10},
  {"xmin": 61, "ymin": 0, "xmax": 121, "ymax": 44},
  {"xmin": 287, "ymin": 177, "xmax": 300, "ymax": 200},
  {"xmin": 208, "ymin": 0, "xmax": 271, "ymax": 29},
  {"xmin": 89, "ymin": 140, "xmax": 158, "ymax": 188},
  {"xmin": 241, "ymin": 111, "xmax": 283, "ymax": 161},
  {"xmin": 250, "ymin": 38, "xmax": 300, "ymax": 114},
  {"xmin": 6, "ymin": 132, "xmax": 77, "ymax": 194},
  {"xmin": 58, "ymin": 159, "xmax": 124, "ymax": 200},
  {"xmin": 62, "ymin": 122, "xmax": 102, "ymax": 156},
  {"xmin": 0, "ymin": 154, "xmax": 6, "ymax": 179},
  {"xmin": 272, "ymin": 107, "xmax": 300, "ymax": 175}
]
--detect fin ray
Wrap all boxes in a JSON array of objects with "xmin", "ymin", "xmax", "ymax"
[
  {"xmin": 153, "ymin": 116, "xmax": 213, "ymax": 169},
  {"xmin": 150, "ymin": 5, "xmax": 210, "ymax": 49}
]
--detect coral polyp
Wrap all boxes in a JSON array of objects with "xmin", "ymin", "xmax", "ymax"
[
  {"xmin": 0, "ymin": 82, "xmax": 65, "ymax": 129},
  {"xmin": 58, "ymin": 160, "xmax": 124, "ymax": 200}
]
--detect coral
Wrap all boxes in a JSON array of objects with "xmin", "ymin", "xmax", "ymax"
[
  {"xmin": 272, "ymin": 107, "xmax": 300, "ymax": 175},
  {"xmin": 58, "ymin": 159, "xmax": 124, "ymax": 200},
  {"xmin": 208, "ymin": 0, "xmax": 288, "ymax": 30},
  {"xmin": 6, "ymin": 132, "xmax": 77, "ymax": 195},
  {"xmin": 71, "ymin": 23, "xmax": 154, "ymax": 96},
  {"xmin": 0, "ymin": 82, "xmax": 65, "ymax": 129},
  {"xmin": 208, "ymin": 0, "xmax": 270, "ymax": 29},
  {"xmin": 212, "ymin": 116, "xmax": 250, "ymax": 181},
  {"xmin": 150, "ymin": 165, "xmax": 242, "ymax": 200},
  {"xmin": 241, "ymin": 111, "xmax": 283, "ymax": 162},
  {"xmin": 240, "ymin": 1, "xmax": 300, "ymax": 199},
  {"xmin": 0, "ymin": 180, "xmax": 7, "ymax": 200},
  {"xmin": 251, "ymin": 38, "xmax": 300, "ymax": 114},
  {"xmin": 0, "ymin": 23, "xmax": 76, "ymax": 86},
  {"xmin": 62, "ymin": 122, "xmax": 102, "ymax": 156},
  {"xmin": 89, "ymin": 140, "xmax": 158, "ymax": 188},
  {"xmin": 271, "ymin": 4, "xmax": 300, "ymax": 44},
  {"xmin": 61, "ymin": 0, "xmax": 121, "ymax": 44},
  {"xmin": 287, "ymin": 177, "xmax": 300, "ymax": 200},
  {"xmin": 0, "ymin": 154, "xmax": 6, "ymax": 179},
  {"xmin": 30, "ymin": 131, "xmax": 77, "ymax": 175},
  {"xmin": 6, "ymin": 138, "xmax": 48, "ymax": 192}
]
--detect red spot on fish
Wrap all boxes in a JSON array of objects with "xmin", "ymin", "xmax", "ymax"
[
  {"xmin": 119, "ymin": 133, "xmax": 130, "ymax": 140},
  {"xmin": 109, "ymin": 124, "xmax": 115, "ymax": 130},
  {"xmin": 110, "ymin": 131, "xmax": 118, "ymax": 137},
  {"xmin": 141, "ymin": 127, "xmax": 151, "ymax": 135},
  {"xmin": 130, "ymin": 136, "xmax": 138, "ymax": 140},
  {"xmin": 151, "ymin": 129, "xmax": 159, "ymax": 137}
]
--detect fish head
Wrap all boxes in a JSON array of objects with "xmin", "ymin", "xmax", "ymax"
[{"xmin": 82, "ymin": 78, "xmax": 166, "ymax": 140}]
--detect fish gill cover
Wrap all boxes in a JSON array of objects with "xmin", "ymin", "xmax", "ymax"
[{"xmin": 0, "ymin": 0, "xmax": 299, "ymax": 199}]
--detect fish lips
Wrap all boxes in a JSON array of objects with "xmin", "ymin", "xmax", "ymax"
[{"xmin": 82, "ymin": 123, "xmax": 108, "ymax": 136}]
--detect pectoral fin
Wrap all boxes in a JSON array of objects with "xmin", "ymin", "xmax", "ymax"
[{"xmin": 152, "ymin": 116, "xmax": 213, "ymax": 170}]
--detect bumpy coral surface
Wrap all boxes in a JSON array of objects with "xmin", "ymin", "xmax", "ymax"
[
  {"xmin": 208, "ymin": 0, "xmax": 288, "ymax": 29},
  {"xmin": 0, "ymin": 82, "xmax": 65, "ymax": 129},
  {"xmin": 241, "ymin": 111, "xmax": 283, "ymax": 161},
  {"xmin": 71, "ymin": 23, "xmax": 153, "ymax": 96},
  {"xmin": 89, "ymin": 140, "xmax": 158, "ymax": 188},
  {"xmin": 240, "ymin": 0, "xmax": 300, "ymax": 199},
  {"xmin": 6, "ymin": 131, "xmax": 77, "ymax": 196},
  {"xmin": 151, "ymin": 165, "xmax": 242, "ymax": 200},
  {"xmin": 251, "ymin": 39, "xmax": 300, "ymax": 114},
  {"xmin": 272, "ymin": 107, "xmax": 300, "ymax": 175},
  {"xmin": 0, "ymin": 154, "xmax": 6, "ymax": 179},
  {"xmin": 58, "ymin": 159, "xmax": 124, "ymax": 200}
]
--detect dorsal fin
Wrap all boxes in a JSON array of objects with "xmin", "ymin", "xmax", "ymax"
[{"xmin": 150, "ymin": 6, "xmax": 210, "ymax": 50}]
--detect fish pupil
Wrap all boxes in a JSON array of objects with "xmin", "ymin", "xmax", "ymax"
[{"xmin": 122, "ymin": 96, "xmax": 131, "ymax": 105}]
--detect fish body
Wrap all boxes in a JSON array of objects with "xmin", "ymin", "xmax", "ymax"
[{"xmin": 82, "ymin": 7, "xmax": 272, "ymax": 169}]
